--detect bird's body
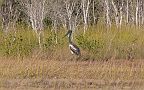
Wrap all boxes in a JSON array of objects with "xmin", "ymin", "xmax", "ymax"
[
  {"xmin": 69, "ymin": 43, "xmax": 80, "ymax": 55},
  {"xmin": 64, "ymin": 30, "xmax": 81, "ymax": 56}
]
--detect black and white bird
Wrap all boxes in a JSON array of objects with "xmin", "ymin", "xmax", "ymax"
[{"xmin": 64, "ymin": 30, "xmax": 81, "ymax": 56}]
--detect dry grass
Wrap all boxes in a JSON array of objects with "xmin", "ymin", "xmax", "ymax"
[
  {"xmin": 0, "ymin": 56, "xmax": 144, "ymax": 89},
  {"xmin": 0, "ymin": 57, "xmax": 144, "ymax": 80},
  {"xmin": 0, "ymin": 25, "xmax": 144, "ymax": 89}
]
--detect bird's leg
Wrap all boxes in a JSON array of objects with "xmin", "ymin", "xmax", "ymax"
[
  {"xmin": 76, "ymin": 55, "xmax": 81, "ymax": 61},
  {"xmin": 69, "ymin": 55, "xmax": 74, "ymax": 61}
]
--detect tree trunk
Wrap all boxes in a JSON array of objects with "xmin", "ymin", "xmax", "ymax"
[{"xmin": 105, "ymin": 0, "xmax": 111, "ymax": 28}]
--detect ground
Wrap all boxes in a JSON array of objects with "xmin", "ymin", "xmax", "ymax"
[
  {"xmin": 0, "ymin": 79, "xmax": 144, "ymax": 90},
  {"xmin": 0, "ymin": 58, "xmax": 144, "ymax": 90}
]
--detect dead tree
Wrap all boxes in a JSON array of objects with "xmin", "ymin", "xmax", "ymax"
[
  {"xmin": 111, "ymin": 0, "xmax": 124, "ymax": 28},
  {"xmin": 18, "ymin": 0, "xmax": 48, "ymax": 48},
  {"xmin": 81, "ymin": 0, "xmax": 91, "ymax": 34},
  {"xmin": 1, "ymin": 0, "xmax": 20, "ymax": 33},
  {"xmin": 104, "ymin": 0, "xmax": 112, "ymax": 28}
]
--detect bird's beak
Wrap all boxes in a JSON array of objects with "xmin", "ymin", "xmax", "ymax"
[{"xmin": 62, "ymin": 31, "xmax": 69, "ymax": 38}]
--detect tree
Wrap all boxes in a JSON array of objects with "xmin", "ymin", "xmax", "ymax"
[
  {"xmin": 1, "ymin": 0, "xmax": 20, "ymax": 33},
  {"xmin": 81, "ymin": 0, "xmax": 91, "ymax": 34},
  {"xmin": 18, "ymin": 0, "xmax": 49, "ymax": 48}
]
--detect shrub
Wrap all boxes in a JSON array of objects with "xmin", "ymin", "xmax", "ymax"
[{"xmin": 76, "ymin": 35, "xmax": 105, "ymax": 59}]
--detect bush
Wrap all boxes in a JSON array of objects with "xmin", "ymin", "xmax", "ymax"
[
  {"xmin": 0, "ymin": 32, "xmax": 37, "ymax": 57},
  {"xmin": 0, "ymin": 25, "xmax": 143, "ymax": 60},
  {"xmin": 76, "ymin": 35, "xmax": 105, "ymax": 59}
]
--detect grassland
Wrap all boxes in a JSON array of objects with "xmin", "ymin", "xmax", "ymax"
[
  {"xmin": 0, "ymin": 58, "xmax": 144, "ymax": 90},
  {"xmin": 0, "ymin": 24, "xmax": 144, "ymax": 89}
]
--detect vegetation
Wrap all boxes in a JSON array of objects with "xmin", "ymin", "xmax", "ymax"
[
  {"xmin": 0, "ymin": 0, "xmax": 144, "ymax": 61},
  {"xmin": 1, "ymin": 0, "xmax": 144, "ymax": 89},
  {"xmin": 0, "ymin": 24, "xmax": 143, "ymax": 60}
]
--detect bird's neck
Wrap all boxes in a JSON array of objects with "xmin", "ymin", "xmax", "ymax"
[
  {"xmin": 68, "ymin": 33, "xmax": 73, "ymax": 43},
  {"xmin": 68, "ymin": 36, "xmax": 72, "ymax": 43}
]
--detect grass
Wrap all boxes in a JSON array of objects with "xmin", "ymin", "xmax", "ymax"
[
  {"xmin": 0, "ymin": 24, "xmax": 144, "ymax": 60},
  {"xmin": 0, "ymin": 58, "xmax": 143, "ymax": 80},
  {"xmin": 76, "ymin": 25, "xmax": 144, "ymax": 60},
  {"xmin": 0, "ymin": 58, "xmax": 144, "ymax": 89},
  {"xmin": 0, "ymin": 24, "xmax": 144, "ymax": 89}
]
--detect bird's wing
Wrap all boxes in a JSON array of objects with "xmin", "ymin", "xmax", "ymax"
[
  {"xmin": 69, "ymin": 44, "xmax": 77, "ymax": 51},
  {"xmin": 69, "ymin": 44, "xmax": 80, "ymax": 55}
]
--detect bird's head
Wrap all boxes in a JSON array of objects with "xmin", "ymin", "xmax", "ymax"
[{"xmin": 63, "ymin": 30, "xmax": 72, "ymax": 38}]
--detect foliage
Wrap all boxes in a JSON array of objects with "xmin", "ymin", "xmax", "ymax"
[
  {"xmin": 76, "ymin": 35, "xmax": 105, "ymax": 59},
  {"xmin": 0, "ymin": 25, "xmax": 143, "ymax": 60},
  {"xmin": 76, "ymin": 25, "xmax": 144, "ymax": 60}
]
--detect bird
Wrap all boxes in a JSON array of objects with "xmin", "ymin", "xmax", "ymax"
[{"xmin": 64, "ymin": 30, "xmax": 81, "ymax": 56}]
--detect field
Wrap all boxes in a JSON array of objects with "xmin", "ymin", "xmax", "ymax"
[
  {"xmin": 0, "ymin": 24, "xmax": 144, "ymax": 89},
  {"xmin": 2, "ymin": 0, "xmax": 144, "ymax": 89},
  {"xmin": 0, "ymin": 59, "xmax": 144, "ymax": 90}
]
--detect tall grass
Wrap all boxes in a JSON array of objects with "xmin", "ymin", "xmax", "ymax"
[
  {"xmin": 0, "ymin": 24, "xmax": 144, "ymax": 88},
  {"xmin": 76, "ymin": 24, "xmax": 144, "ymax": 60},
  {"xmin": 0, "ymin": 24, "xmax": 144, "ymax": 60}
]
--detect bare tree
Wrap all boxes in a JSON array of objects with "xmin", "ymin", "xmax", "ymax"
[
  {"xmin": 66, "ymin": 1, "xmax": 81, "ymax": 31},
  {"xmin": 2, "ymin": 0, "xmax": 144, "ymax": 38},
  {"xmin": 104, "ymin": 0, "xmax": 112, "ymax": 28},
  {"xmin": 48, "ymin": 0, "xmax": 61, "ymax": 44},
  {"xmin": 126, "ymin": 0, "xmax": 129, "ymax": 24},
  {"xmin": 135, "ymin": 0, "xmax": 139, "ymax": 26},
  {"xmin": 1, "ymin": 0, "xmax": 20, "ymax": 33},
  {"xmin": 111, "ymin": 0, "xmax": 124, "ymax": 28},
  {"xmin": 81, "ymin": 0, "xmax": 91, "ymax": 34},
  {"xmin": 52, "ymin": 0, "xmax": 81, "ymax": 39},
  {"xmin": 141, "ymin": 1, "xmax": 144, "ymax": 25},
  {"xmin": 18, "ymin": 0, "xmax": 49, "ymax": 48}
]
